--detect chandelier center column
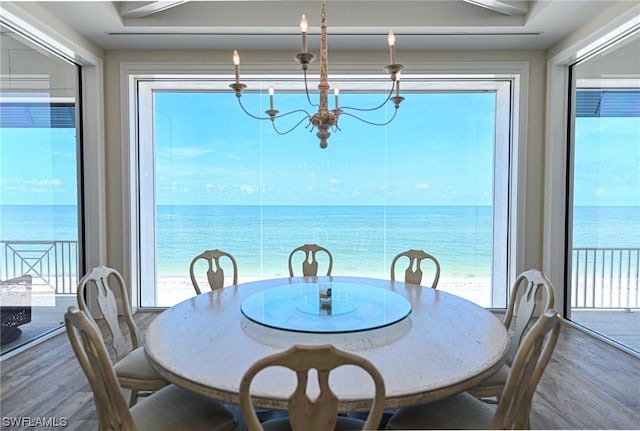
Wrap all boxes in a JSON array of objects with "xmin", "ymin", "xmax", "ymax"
[{"xmin": 318, "ymin": 0, "xmax": 329, "ymax": 111}]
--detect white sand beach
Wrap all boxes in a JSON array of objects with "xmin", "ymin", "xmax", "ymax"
[{"xmin": 155, "ymin": 275, "xmax": 493, "ymax": 308}]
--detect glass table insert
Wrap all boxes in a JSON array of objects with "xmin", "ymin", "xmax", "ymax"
[{"xmin": 240, "ymin": 281, "xmax": 412, "ymax": 333}]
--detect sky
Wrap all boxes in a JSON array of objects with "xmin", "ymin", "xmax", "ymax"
[
  {"xmin": 573, "ymin": 116, "xmax": 640, "ymax": 206},
  {"xmin": 0, "ymin": 91, "xmax": 638, "ymax": 206},
  {"xmin": 0, "ymin": 127, "xmax": 77, "ymax": 205},
  {"xmin": 152, "ymin": 91, "xmax": 495, "ymax": 206}
]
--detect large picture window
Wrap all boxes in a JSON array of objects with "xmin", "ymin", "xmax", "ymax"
[{"xmin": 136, "ymin": 77, "xmax": 513, "ymax": 308}]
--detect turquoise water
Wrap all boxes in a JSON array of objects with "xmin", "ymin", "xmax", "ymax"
[
  {"xmin": 1, "ymin": 205, "xmax": 639, "ymax": 279},
  {"xmin": 155, "ymin": 205, "xmax": 493, "ymax": 278}
]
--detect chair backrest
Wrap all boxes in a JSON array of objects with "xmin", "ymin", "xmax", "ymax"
[
  {"xmin": 240, "ymin": 344, "xmax": 385, "ymax": 431},
  {"xmin": 76, "ymin": 266, "xmax": 140, "ymax": 361},
  {"xmin": 288, "ymin": 244, "xmax": 333, "ymax": 277},
  {"xmin": 503, "ymin": 269, "xmax": 555, "ymax": 365},
  {"xmin": 491, "ymin": 309, "xmax": 561, "ymax": 429},
  {"xmin": 189, "ymin": 249, "xmax": 238, "ymax": 294},
  {"xmin": 390, "ymin": 249, "xmax": 441, "ymax": 288},
  {"xmin": 65, "ymin": 306, "xmax": 137, "ymax": 430}
]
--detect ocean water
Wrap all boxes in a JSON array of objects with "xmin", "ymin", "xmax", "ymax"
[
  {"xmin": 1, "ymin": 205, "xmax": 639, "ymax": 279},
  {"xmin": 154, "ymin": 205, "xmax": 493, "ymax": 278}
]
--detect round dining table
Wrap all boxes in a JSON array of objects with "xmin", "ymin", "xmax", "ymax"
[{"xmin": 144, "ymin": 276, "xmax": 509, "ymax": 412}]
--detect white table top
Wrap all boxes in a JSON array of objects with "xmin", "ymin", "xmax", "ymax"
[{"xmin": 144, "ymin": 276, "xmax": 509, "ymax": 411}]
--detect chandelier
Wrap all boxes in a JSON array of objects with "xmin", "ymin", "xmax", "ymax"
[{"xmin": 229, "ymin": 0, "xmax": 405, "ymax": 149}]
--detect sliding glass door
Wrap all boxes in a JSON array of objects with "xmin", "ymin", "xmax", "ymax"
[
  {"xmin": 567, "ymin": 31, "xmax": 640, "ymax": 352},
  {"xmin": 0, "ymin": 23, "xmax": 82, "ymax": 354}
]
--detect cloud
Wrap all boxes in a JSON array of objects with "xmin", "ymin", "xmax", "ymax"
[
  {"xmin": 414, "ymin": 183, "xmax": 430, "ymax": 190},
  {"xmin": 162, "ymin": 147, "xmax": 213, "ymax": 158},
  {"xmin": 240, "ymin": 184, "xmax": 258, "ymax": 194},
  {"xmin": 329, "ymin": 178, "xmax": 339, "ymax": 184},
  {"xmin": 205, "ymin": 183, "xmax": 225, "ymax": 192},
  {"xmin": 53, "ymin": 151, "xmax": 75, "ymax": 159},
  {"xmin": 160, "ymin": 182, "xmax": 189, "ymax": 194},
  {"xmin": 162, "ymin": 183, "xmax": 179, "ymax": 193},
  {"xmin": 0, "ymin": 177, "xmax": 64, "ymax": 191},
  {"xmin": 227, "ymin": 152, "xmax": 249, "ymax": 162}
]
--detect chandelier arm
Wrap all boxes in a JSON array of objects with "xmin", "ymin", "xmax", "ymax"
[
  {"xmin": 339, "ymin": 108, "xmax": 399, "ymax": 126},
  {"xmin": 271, "ymin": 115, "xmax": 312, "ymax": 135},
  {"xmin": 274, "ymin": 109, "xmax": 313, "ymax": 119},
  {"xmin": 339, "ymin": 84, "xmax": 395, "ymax": 112},
  {"xmin": 303, "ymin": 69, "xmax": 319, "ymax": 108},
  {"xmin": 237, "ymin": 96, "xmax": 272, "ymax": 120}
]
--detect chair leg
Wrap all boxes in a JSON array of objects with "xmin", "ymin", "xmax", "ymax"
[{"xmin": 129, "ymin": 390, "xmax": 138, "ymax": 407}]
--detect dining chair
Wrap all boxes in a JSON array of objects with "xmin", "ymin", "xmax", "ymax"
[
  {"xmin": 386, "ymin": 309, "xmax": 561, "ymax": 430},
  {"xmin": 64, "ymin": 306, "xmax": 238, "ymax": 431},
  {"xmin": 288, "ymin": 244, "xmax": 334, "ymax": 277},
  {"xmin": 76, "ymin": 265, "xmax": 168, "ymax": 406},
  {"xmin": 189, "ymin": 249, "xmax": 239, "ymax": 294},
  {"xmin": 240, "ymin": 344, "xmax": 386, "ymax": 431},
  {"xmin": 390, "ymin": 249, "xmax": 441, "ymax": 287},
  {"xmin": 467, "ymin": 268, "xmax": 555, "ymax": 401}
]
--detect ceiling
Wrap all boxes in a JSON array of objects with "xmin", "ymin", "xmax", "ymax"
[{"xmin": 33, "ymin": 0, "xmax": 618, "ymax": 51}]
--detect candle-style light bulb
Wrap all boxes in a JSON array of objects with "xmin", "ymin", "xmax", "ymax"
[
  {"xmin": 387, "ymin": 31, "xmax": 396, "ymax": 64},
  {"xmin": 269, "ymin": 86, "xmax": 275, "ymax": 110},
  {"xmin": 334, "ymin": 87, "xmax": 339, "ymax": 109},
  {"xmin": 233, "ymin": 50, "xmax": 240, "ymax": 84},
  {"xmin": 300, "ymin": 14, "xmax": 308, "ymax": 53}
]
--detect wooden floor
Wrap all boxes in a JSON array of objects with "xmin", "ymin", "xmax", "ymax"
[{"xmin": 1, "ymin": 311, "xmax": 638, "ymax": 430}]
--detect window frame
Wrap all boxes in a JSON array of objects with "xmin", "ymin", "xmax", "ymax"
[{"xmin": 126, "ymin": 63, "xmax": 529, "ymax": 309}]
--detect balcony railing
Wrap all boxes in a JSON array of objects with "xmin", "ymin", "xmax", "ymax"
[
  {"xmin": 1, "ymin": 240, "xmax": 78, "ymax": 294},
  {"xmin": 571, "ymin": 247, "xmax": 640, "ymax": 310},
  {"xmin": 1, "ymin": 240, "xmax": 638, "ymax": 309}
]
